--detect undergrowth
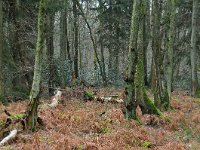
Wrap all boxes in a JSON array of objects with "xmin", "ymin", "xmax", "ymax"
[{"xmin": 0, "ymin": 88, "xmax": 199, "ymax": 150}]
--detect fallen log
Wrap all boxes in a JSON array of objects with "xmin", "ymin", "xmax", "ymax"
[{"xmin": 0, "ymin": 129, "xmax": 17, "ymax": 146}]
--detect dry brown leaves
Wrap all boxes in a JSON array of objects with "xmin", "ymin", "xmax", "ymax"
[{"xmin": 0, "ymin": 89, "xmax": 199, "ymax": 150}]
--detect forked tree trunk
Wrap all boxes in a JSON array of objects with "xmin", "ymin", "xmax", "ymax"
[
  {"xmin": 125, "ymin": 0, "xmax": 161, "ymax": 120},
  {"xmin": 26, "ymin": 0, "xmax": 47, "ymax": 131}
]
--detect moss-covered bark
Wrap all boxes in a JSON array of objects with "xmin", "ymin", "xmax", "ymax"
[
  {"xmin": 151, "ymin": 0, "xmax": 169, "ymax": 110},
  {"xmin": 124, "ymin": 0, "xmax": 140, "ymax": 120},
  {"xmin": 124, "ymin": 0, "xmax": 161, "ymax": 120},
  {"xmin": 26, "ymin": 0, "xmax": 47, "ymax": 131}
]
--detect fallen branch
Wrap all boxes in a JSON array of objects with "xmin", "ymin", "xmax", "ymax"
[
  {"xmin": 0, "ymin": 129, "xmax": 17, "ymax": 146},
  {"xmin": 83, "ymin": 91, "xmax": 124, "ymax": 103}
]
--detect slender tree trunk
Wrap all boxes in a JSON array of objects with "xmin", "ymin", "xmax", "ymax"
[
  {"xmin": 73, "ymin": 0, "xmax": 79, "ymax": 79},
  {"xmin": 165, "ymin": 0, "xmax": 176, "ymax": 101},
  {"xmin": 100, "ymin": 37, "xmax": 107, "ymax": 86},
  {"xmin": 98, "ymin": 0, "xmax": 107, "ymax": 86},
  {"xmin": 143, "ymin": 0, "xmax": 150, "ymax": 86},
  {"xmin": 191, "ymin": 0, "xmax": 199, "ymax": 97},
  {"xmin": 46, "ymin": 11, "xmax": 55, "ymax": 96},
  {"xmin": 75, "ymin": 0, "xmax": 104, "ymax": 83},
  {"xmin": 60, "ymin": 5, "xmax": 68, "ymax": 88},
  {"xmin": 0, "ymin": 0, "xmax": 4, "ymax": 103},
  {"xmin": 26, "ymin": 0, "xmax": 47, "ymax": 131}
]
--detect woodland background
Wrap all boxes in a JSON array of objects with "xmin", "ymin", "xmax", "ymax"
[{"xmin": 0, "ymin": 0, "xmax": 200, "ymax": 149}]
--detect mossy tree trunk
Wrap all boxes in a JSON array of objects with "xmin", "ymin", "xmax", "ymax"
[
  {"xmin": 124, "ymin": 0, "xmax": 140, "ymax": 120},
  {"xmin": 125, "ymin": 0, "xmax": 161, "ymax": 120},
  {"xmin": 26, "ymin": 0, "xmax": 47, "ymax": 131},
  {"xmin": 165, "ymin": 0, "xmax": 176, "ymax": 102},
  {"xmin": 191, "ymin": 0, "xmax": 200, "ymax": 97},
  {"xmin": 152, "ymin": 0, "xmax": 169, "ymax": 110},
  {"xmin": 0, "ymin": 0, "xmax": 4, "ymax": 103}
]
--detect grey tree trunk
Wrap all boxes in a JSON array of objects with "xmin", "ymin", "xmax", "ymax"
[
  {"xmin": 26, "ymin": 0, "xmax": 47, "ymax": 131},
  {"xmin": 73, "ymin": 0, "xmax": 79, "ymax": 79},
  {"xmin": 60, "ymin": 6, "xmax": 68, "ymax": 88},
  {"xmin": 191, "ymin": 0, "xmax": 199, "ymax": 97},
  {"xmin": 46, "ymin": 11, "xmax": 55, "ymax": 96},
  {"xmin": 0, "ymin": 0, "xmax": 4, "ymax": 103},
  {"xmin": 165, "ymin": 0, "xmax": 176, "ymax": 101},
  {"xmin": 152, "ymin": 0, "xmax": 169, "ymax": 110}
]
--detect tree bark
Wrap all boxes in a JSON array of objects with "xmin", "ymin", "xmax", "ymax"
[
  {"xmin": 152, "ymin": 0, "xmax": 169, "ymax": 109},
  {"xmin": 60, "ymin": 5, "xmax": 68, "ymax": 88},
  {"xmin": 165, "ymin": 0, "xmax": 176, "ymax": 101},
  {"xmin": 191, "ymin": 0, "xmax": 199, "ymax": 97},
  {"xmin": 46, "ymin": 10, "xmax": 55, "ymax": 96},
  {"xmin": 0, "ymin": 0, "xmax": 4, "ymax": 103},
  {"xmin": 125, "ymin": 0, "xmax": 162, "ymax": 120},
  {"xmin": 26, "ymin": 0, "xmax": 47, "ymax": 131},
  {"xmin": 73, "ymin": 0, "xmax": 79, "ymax": 79}
]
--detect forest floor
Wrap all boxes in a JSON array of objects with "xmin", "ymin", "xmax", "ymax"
[{"xmin": 0, "ymin": 87, "xmax": 200, "ymax": 150}]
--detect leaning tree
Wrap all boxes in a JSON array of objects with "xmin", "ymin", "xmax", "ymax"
[{"xmin": 26, "ymin": 0, "xmax": 47, "ymax": 131}]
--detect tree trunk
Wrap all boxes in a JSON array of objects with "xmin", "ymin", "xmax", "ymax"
[
  {"xmin": 10, "ymin": 0, "xmax": 22, "ymax": 90},
  {"xmin": 165, "ymin": 0, "xmax": 176, "ymax": 101},
  {"xmin": 152, "ymin": 0, "xmax": 169, "ymax": 110},
  {"xmin": 46, "ymin": 10, "xmax": 55, "ymax": 96},
  {"xmin": 60, "ymin": 6, "xmax": 68, "ymax": 88},
  {"xmin": 73, "ymin": 0, "xmax": 79, "ymax": 79},
  {"xmin": 98, "ymin": 0, "xmax": 107, "ymax": 86},
  {"xmin": 124, "ymin": 0, "xmax": 161, "ymax": 120},
  {"xmin": 124, "ymin": 0, "xmax": 140, "ymax": 120},
  {"xmin": 26, "ymin": 0, "xmax": 47, "ymax": 131},
  {"xmin": 75, "ymin": 0, "xmax": 104, "ymax": 84},
  {"xmin": 0, "ymin": 0, "xmax": 4, "ymax": 103},
  {"xmin": 191, "ymin": 0, "xmax": 199, "ymax": 97}
]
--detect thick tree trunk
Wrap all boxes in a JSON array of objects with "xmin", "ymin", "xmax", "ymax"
[
  {"xmin": 125, "ymin": 0, "xmax": 161, "ymax": 120},
  {"xmin": 191, "ymin": 0, "xmax": 199, "ymax": 97},
  {"xmin": 10, "ymin": 0, "xmax": 22, "ymax": 90},
  {"xmin": 136, "ymin": 0, "xmax": 161, "ymax": 116},
  {"xmin": 152, "ymin": 0, "xmax": 169, "ymax": 110},
  {"xmin": 26, "ymin": 0, "xmax": 47, "ymax": 131}
]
